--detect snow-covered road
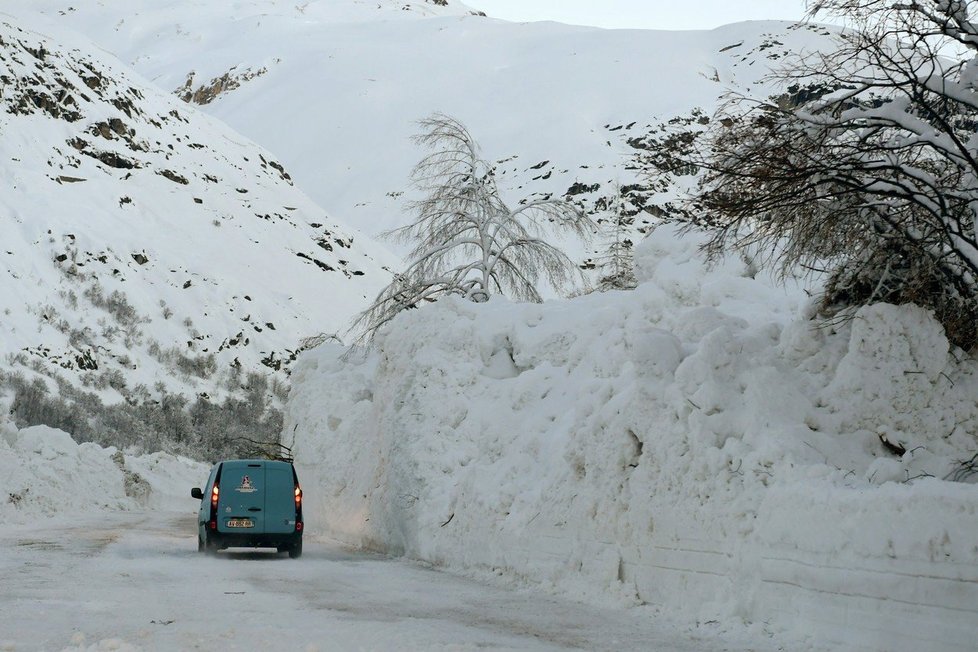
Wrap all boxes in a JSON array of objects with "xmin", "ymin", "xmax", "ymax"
[{"xmin": 0, "ymin": 511, "xmax": 789, "ymax": 651}]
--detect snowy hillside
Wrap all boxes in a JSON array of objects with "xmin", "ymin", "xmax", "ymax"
[
  {"xmin": 24, "ymin": 1, "xmax": 837, "ymax": 257},
  {"xmin": 0, "ymin": 12, "xmax": 395, "ymax": 450},
  {"xmin": 286, "ymin": 226, "xmax": 978, "ymax": 651}
]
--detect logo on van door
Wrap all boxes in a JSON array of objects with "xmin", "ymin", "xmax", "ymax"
[{"xmin": 236, "ymin": 475, "xmax": 257, "ymax": 493}]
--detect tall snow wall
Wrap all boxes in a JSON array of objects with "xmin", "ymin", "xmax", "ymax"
[{"xmin": 285, "ymin": 227, "xmax": 978, "ymax": 651}]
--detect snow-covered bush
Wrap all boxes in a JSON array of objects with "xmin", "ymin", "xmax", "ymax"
[
  {"xmin": 1, "ymin": 369, "xmax": 282, "ymax": 461},
  {"xmin": 692, "ymin": 0, "xmax": 978, "ymax": 350}
]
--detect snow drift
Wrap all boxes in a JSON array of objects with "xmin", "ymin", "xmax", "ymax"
[
  {"xmin": 0, "ymin": 418, "xmax": 206, "ymax": 525},
  {"xmin": 286, "ymin": 226, "xmax": 978, "ymax": 651}
]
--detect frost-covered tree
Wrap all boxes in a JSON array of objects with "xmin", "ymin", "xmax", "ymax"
[
  {"xmin": 353, "ymin": 114, "xmax": 594, "ymax": 340},
  {"xmin": 694, "ymin": 0, "xmax": 978, "ymax": 349},
  {"xmin": 594, "ymin": 184, "xmax": 637, "ymax": 291}
]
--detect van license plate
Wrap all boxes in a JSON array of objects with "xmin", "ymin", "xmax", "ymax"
[{"xmin": 227, "ymin": 519, "xmax": 254, "ymax": 528}]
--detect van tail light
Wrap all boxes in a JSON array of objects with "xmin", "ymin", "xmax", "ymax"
[
  {"xmin": 291, "ymin": 467, "xmax": 303, "ymax": 534},
  {"xmin": 294, "ymin": 480, "xmax": 303, "ymax": 533},
  {"xmin": 205, "ymin": 465, "xmax": 224, "ymax": 533},
  {"xmin": 209, "ymin": 475, "xmax": 221, "ymax": 530}
]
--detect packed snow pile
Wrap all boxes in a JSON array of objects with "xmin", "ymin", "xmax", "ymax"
[
  {"xmin": 286, "ymin": 225, "xmax": 978, "ymax": 651},
  {"xmin": 0, "ymin": 419, "xmax": 206, "ymax": 524}
]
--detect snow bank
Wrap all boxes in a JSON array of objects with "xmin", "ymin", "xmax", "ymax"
[
  {"xmin": 286, "ymin": 225, "xmax": 978, "ymax": 651},
  {"xmin": 0, "ymin": 420, "xmax": 206, "ymax": 524}
]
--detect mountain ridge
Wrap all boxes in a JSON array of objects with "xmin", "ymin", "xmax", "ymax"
[{"xmin": 22, "ymin": 1, "xmax": 838, "ymax": 259}]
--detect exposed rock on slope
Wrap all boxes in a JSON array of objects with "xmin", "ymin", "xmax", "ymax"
[{"xmin": 175, "ymin": 66, "xmax": 268, "ymax": 106}]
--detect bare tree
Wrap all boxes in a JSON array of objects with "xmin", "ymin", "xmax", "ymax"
[
  {"xmin": 692, "ymin": 0, "xmax": 978, "ymax": 349},
  {"xmin": 352, "ymin": 114, "xmax": 595, "ymax": 341}
]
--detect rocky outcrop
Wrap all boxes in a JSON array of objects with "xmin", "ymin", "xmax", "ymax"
[{"xmin": 175, "ymin": 67, "xmax": 267, "ymax": 105}]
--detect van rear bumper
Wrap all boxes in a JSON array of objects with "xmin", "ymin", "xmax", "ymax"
[{"xmin": 208, "ymin": 529, "xmax": 301, "ymax": 550}]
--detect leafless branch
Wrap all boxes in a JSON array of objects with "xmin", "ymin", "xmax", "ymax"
[{"xmin": 351, "ymin": 114, "xmax": 596, "ymax": 343}]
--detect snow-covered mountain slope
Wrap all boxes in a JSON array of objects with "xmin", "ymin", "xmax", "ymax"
[
  {"xmin": 0, "ymin": 13, "xmax": 395, "ymax": 432},
  {"xmin": 22, "ymin": 1, "xmax": 837, "ymax": 256},
  {"xmin": 286, "ymin": 226, "xmax": 978, "ymax": 652}
]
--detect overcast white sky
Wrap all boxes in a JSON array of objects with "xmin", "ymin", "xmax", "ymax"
[{"xmin": 463, "ymin": 1, "xmax": 812, "ymax": 31}]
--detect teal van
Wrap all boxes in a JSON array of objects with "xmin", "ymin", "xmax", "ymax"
[{"xmin": 191, "ymin": 459, "xmax": 303, "ymax": 558}]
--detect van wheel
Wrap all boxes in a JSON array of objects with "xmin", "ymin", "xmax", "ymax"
[
  {"xmin": 288, "ymin": 540, "xmax": 302, "ymax": 559},
  {"xmin": 201, "ymin": 532, "xmax": 218, "ymax": 555}
]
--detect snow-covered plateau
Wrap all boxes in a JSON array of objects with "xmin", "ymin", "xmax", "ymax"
[{"xmin": 287, "ymin": 226, "xmax": 978, "ymax": 652}]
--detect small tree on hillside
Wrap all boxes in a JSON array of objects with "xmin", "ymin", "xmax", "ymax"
[
  {"xmin": 594, "ymin": 183, "xmax": 638, "ymax": 291},
  {"xmin": 352, "ymin": 113, "xmax": 595, "ymax": 341},
  {"xmin": 692, "ymin": 0, "xmax": 978, "ymax": 349}
]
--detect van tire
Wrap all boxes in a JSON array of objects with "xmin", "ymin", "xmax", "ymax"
[
  {"xmin": 288, "ymin": 540, "xmax": 302, "ymax": 559},
  {"xmin": 200, "ymin": 532, "xmax": 218, "ymax": 555}
]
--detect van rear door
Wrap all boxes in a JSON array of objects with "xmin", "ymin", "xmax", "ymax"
[
  {"xmin": 218, "ymin": 461, "xmax": 266, "ymax": 534},
  {"xmin": 264, "ymin": 462, "xmax": 297, "ymax": 534}
]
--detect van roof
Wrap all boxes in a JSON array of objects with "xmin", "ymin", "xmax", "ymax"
[{"xmin": 214, "ymin": 459, "xmax": 294, "ymax": 468}]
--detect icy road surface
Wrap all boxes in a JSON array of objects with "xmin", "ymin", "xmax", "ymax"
[{"xmin": 0, "ymin": 511, "xmax": 787, "ymax": 651}]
